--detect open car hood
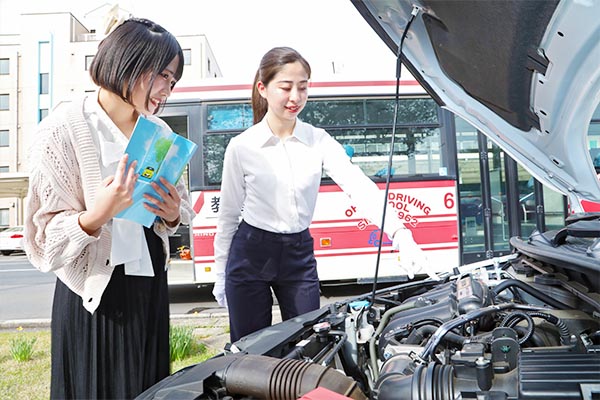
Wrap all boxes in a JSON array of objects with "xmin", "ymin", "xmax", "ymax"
[{"xmin": 352, "ymin": 0, "xmax": 600, "ymax": 212}]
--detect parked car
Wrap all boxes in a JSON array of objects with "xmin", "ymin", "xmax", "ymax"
[
  {"xmin": 0, "ymin": 226, "xmax": 24, "ymax": 256},
  {"xmin": 138, "ymin": 1, "xmax": 600, "ymax": 399}
]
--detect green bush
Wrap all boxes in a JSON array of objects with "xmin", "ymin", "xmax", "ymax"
[
  {"xmin": 9, "ymin": 335, "xmax": 37, "ymax": 362},
  {"xmin": 170, "ymin": 325, "xmax": 195, "ymax": 362}
]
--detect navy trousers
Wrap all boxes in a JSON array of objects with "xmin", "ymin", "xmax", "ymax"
[{"xmin": 225, "ymin": 220, "xmax": 320, "ymax": 342}]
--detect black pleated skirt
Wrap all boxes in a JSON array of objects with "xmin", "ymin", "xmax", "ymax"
[{"xmin": 50, "ymin": 227, "xmax": 170, "ymax": 400}]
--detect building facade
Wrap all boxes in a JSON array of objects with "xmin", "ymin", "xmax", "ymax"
[{"xmin": 0, "ymin": 9, "xmax": 221, "ymax": 227}]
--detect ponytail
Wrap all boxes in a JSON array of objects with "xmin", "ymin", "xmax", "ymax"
[{"xmin": 251, "ymin": 69, "xmax": 268, "ymax": 124}]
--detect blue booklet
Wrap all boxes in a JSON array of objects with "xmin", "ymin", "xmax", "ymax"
[{"xmin": 116, "ymin": 116, "xmax": 198, "ymax": 227}]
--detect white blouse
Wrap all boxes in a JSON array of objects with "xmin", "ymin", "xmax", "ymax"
[
  {"xmin": 83, "ymin": 94, "xmax": 154, "ymax": 277},
  {"xmin": 213, "ymin": 118, "xmax": 403, "ymax": 276}
]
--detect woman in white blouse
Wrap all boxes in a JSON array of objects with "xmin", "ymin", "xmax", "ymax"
[{"xmin": 213, "ymin": 47, "xmax": 424, "ymax": 343}]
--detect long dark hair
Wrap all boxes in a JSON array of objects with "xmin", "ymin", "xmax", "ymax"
[
  {"xmin": 251, "ymin": 47, "xmax": 311, "ymax": 124},
  {"xmin": 89, "ymin": 18, "xmax": 184, "ymax": 114}
]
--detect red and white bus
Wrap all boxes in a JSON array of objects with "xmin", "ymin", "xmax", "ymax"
[{"xmin": 161, "ymin": 78, "xmax": 460, "ymax": 285}]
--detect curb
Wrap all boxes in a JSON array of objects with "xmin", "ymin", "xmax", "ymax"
[
  {"xmin": 0, "ymin": 312, "xmax": 220, "ymax": 330},
  {"xmin": 0, "ymin": 314, "xmax": 220, "ymax": 330},
  {"xmin": 0, "ymin": 318, "xmax": 51, "ymax": 330},
  {"xmin": 1, "ymin": 309, "xmax": 282, "ymax": 330}
]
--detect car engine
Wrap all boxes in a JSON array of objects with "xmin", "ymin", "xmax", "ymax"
[{"xmin": 139, "ymin": 242, "xmax": 600, "ymax": 400}]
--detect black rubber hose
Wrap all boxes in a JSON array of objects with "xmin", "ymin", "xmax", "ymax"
[
  {"xmin": 411, "ymin": 317, "xmax": 445, "ymax": 328},
  {"xmin": 492, "ymin": 279, "xmax": 570, "ymax": 309},
  {"xmin": 283, "ymin": 345, "xmax": 305, "ymax": 360},
  {"xmin": 405, "ymin": 325, "xmax": 467, "ymax": 346},
  {"xmin": 381, "ymin": 318, "xmax": 445, "ymax": 345},
  {"xmin": 419, "ymin": 303, "xmax": 533, "ymax": 361},
  {"xmin": 527, "ymin": 311, "xmax": 571, "ymax": 345},
  {"xmin": 500, "ymin": 311, "xmax": 535, "ymax": 345}
]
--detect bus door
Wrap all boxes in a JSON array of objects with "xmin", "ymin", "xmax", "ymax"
[{"xmin": 159, "ymin": 102, "xmax": 202, "ymax": 284}]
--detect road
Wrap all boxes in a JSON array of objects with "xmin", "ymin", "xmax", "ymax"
[
  {"xmin": 0, "ymin": 253, "xmax": 372, "ymax": 322},
  {"xmin": 0, "ymin": 252, "xmax": 55, "ymax": 321}
]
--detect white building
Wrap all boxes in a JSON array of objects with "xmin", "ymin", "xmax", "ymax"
[{"xmin": 0, "ymin": 7, "xmax": 222, "ymax": 227}]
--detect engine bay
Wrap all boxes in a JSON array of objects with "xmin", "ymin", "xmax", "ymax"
[{"xmin": 140, "ymin": 244, "xmax": 600, "ymax": 400}]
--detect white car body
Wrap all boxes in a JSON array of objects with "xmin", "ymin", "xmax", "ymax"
[{"xmin": 0, "ymin": 226, "xmax": 24, "ymax": 255}]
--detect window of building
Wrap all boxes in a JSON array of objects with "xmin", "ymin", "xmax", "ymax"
[
  {"xmin": 85, "ymin": 55, "xmax": 94, "ymax": 70},
  {"xmin": 0, "ymin": 166, "xmax": 9, "ymax": 172},
  {"xmin": 207, "ymin": 58, "xmax": 211, "ymax": 73},
  {"xmin": 0, "ymin": 130, "xmax": 8, "ymax": 147},
  {"xmin": 0, "ymin": 209, "xmax": 9, "ymax": 226},
  {"xmin": 40, "ymin": 73, "xmax": 49, "ymax": 95},
  {"xmin": 39, "ymin": 108, "xmax": 48, "ymax": 121},
  {"xmin": 39, "ymin": 42, "xmax": 50, "ymax": 67},
  {"xmin": 0, "ymin": 58, "xmax": 9, "ymax": 75},
  {"xmin": 183, "ymin": 49, "xmax": 191, "ymax": 65},
  {"xmin": 0, "ymin": 94, "xmax": 8, "ymax": 111}
]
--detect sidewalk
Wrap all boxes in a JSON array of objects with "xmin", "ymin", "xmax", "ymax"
[{"xmin": 170, "ymin": 308, "xmax": 233, "ymax": 351}]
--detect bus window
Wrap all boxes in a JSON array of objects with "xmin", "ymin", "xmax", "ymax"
[
  {"xmin": 207, "ymin": 103, "xmax": 253, "ymax": 131},
  {"xmin": 201, "ymin": 97, "xmax": 444, "ymax": 187},
  {"xmin": 301, "ymin": 97, "xmax": 438, "ymax": 125},
  {"xmin": 203, "ymin": 132, "xmax": 235, "ymax": 187},
  {"xmin": 203, "ymin": 103, "xmax": 253, "ymax": 186},
  {"xmin": 322, "ymin": 127, "xmax": 443, "ymax": 179},
  {"xmin": 300, "ymin": 97, "xmax": 442, "ymax": 180}
]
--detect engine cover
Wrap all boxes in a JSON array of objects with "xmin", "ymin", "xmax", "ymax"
[{"xmin": 518, "ymin": 350, "xmax": 600, "ymax": 399}]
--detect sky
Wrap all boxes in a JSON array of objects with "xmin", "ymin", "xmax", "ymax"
[{"xmin": 0, "ymin": 0, "xmax": 399, "ymax": 81}]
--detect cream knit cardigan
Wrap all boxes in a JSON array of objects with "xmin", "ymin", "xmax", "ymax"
[{"xmin": 23, "ymin": 98, "xmax": 195, "ymax": 314}]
